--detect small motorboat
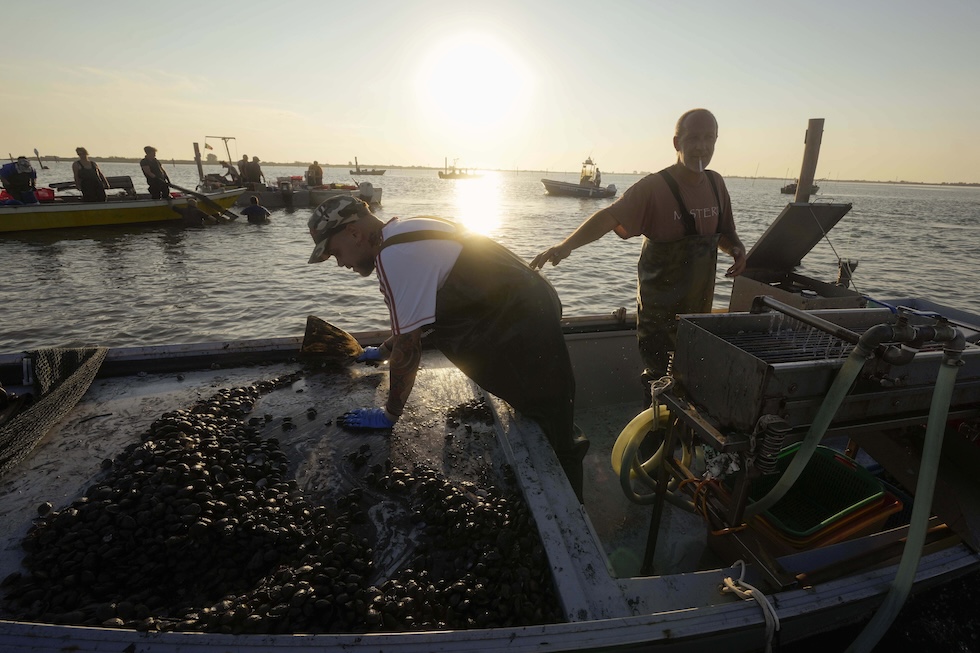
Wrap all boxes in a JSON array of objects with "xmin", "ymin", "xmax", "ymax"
[
  {"xmin": 438, "ymin": 158, "xmax": 481, "ymax": 179},
  {"xmin": 350, "ymin": 157, "xmax": 385, "ymax": 176},
  {"xmin": 541, "ymin": 157, "xmax": 617, "ymax": 198},
  {"xmin": 781, "ymin": 180, "xmax": 819, "ymax": 194}
]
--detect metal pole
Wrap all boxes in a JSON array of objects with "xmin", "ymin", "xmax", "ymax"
[
  {"xmin": 795, "ymin": 118, "xmax": 824, "ymax": 204},
  {"xmin": 193, "ymin": 143, "xmax": 204, "ymax": 182}
]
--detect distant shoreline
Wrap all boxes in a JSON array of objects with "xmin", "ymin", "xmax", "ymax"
[{"xmin": 20, "ymin": 156, "xmax": 980, "ymax": 187}]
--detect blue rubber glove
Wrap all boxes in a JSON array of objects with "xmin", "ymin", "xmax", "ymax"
[
  {"xmin": 356, "ymin": 346, "xmax": 386, "ymax": 363},
  {"xmin": 339, "ymin": 408, "xmax": 396, "ymax": 430}
]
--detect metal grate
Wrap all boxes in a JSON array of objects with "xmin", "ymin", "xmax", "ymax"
[
  {"xmin": 720, "ymin": 325, "xmax": 953, "ymax": 365},
  {"xmin": 724, "ymin": 328, "xmax": 854, "ymax": 364}
]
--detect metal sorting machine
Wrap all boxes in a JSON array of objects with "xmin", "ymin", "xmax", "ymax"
[
  {"xmin": 729, "ymin": 200, "xmax": 865, "ymax": 312},
  {"xmin": 648, "ymin": 201, "xmax": 980, "ymax": 588}
]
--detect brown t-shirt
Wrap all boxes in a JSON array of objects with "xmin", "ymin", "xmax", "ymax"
[{"xmin": 606, "ymin": 170, "xmax": 736, "ymax": 243}]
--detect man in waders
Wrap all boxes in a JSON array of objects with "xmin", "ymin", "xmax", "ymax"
[
  {"xmin": 140, "ymin": 146, "xmax": 171, "ymax": 200},
  {"xmin": 306, "ymin": 196, "xmax": 589, "ymax": 502},
  {"xmin": 531, "ymin": 108, "xmax": 747, "ymax": 403}
]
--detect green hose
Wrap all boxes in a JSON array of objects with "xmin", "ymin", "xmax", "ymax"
[
  {"xmin": 844, "ymin": 358, "xmax": 961, "ymax": 652},
  {"xmin": 745, "ymin": 348, "xmax": 867, "ymax": 518}
]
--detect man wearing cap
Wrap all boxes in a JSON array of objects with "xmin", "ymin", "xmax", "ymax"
[
  {"xmin": 0, "ymin": 156, "xmax": 38, "ymax": 204},
  {"xmin": 249, "ymin": 156, "xmax": 266, "ymax": 187},
  {"xmin": 307, "ymin": 196, "xmax": 589, "ymax": 502},
  {"xmin": 140, "ymin": 146, "xmax": 171, "ymax": 200}
]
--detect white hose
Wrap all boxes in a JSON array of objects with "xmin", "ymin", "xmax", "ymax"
[{"xmin": 722, "ymin": 560, "xmax": 780, "ymax": 653}]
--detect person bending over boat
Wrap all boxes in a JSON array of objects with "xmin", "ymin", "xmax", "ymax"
[
  {"xmin": 169, "ymin": 198, "xmax": 224, "ymax": 226},
  {"xmin": 140, "ymin": 146, "xmax": 171, "ymax": 200},
  {"xmin": 307, "ymin": 196, "xmax": 589, "ymax": 501},
  {"xmin": 531, "ymin": 108, "xmax": 747, "ymax": 403},
  {"xmin": 72, "ymin": 147, "xmax": 109, "ymax": 202},
  {"xmin": 0, "ymin": 156, "xmax": 38, "ymax": 204},
  {"xmin": 241, "ymin": 195, "xmax": 271, "ymax": 224},
  {"xmin": 222, "ymin": 161, "xmax": 242, "ymax": 186}
]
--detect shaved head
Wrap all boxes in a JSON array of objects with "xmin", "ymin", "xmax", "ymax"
[{"xmin": 675, "ymin": 109, "xmax": 718, "ymax": 138}]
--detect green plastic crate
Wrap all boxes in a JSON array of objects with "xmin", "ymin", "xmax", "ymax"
[{"xmin": 748, "ymin": 444, "xmax": 884, "ymax": 538}]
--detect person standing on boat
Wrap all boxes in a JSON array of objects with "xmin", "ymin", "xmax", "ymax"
[
  {"xmin": 307, "ymin": 160, "xmax": 323, "ymax": 187},
  {"xmin": 238, "ymin": 155, "xmax": 250, "ymax": 182},
  {"xmin": 140, "ymin": 146, "xmax": 171, "ymax": 200},
  {"xmin": 249, "ymin": 156, "xmax": 266, "ymax": 188},
  {"xmin": 306, "ymin": 196, "xmax": 589, "ymax": 502},
  {"xmin": 241, "ymin": 195, "xmax": 271, "ymax": 224},
  {"xmin": 531, "ymin": 108, "xmax": 747, "ymax": 401},
  {"xmin": 0, "ymin": 156, "xmax": 38, "ymax": 204},
  {"xmin": 72, "ymin": 147, "xmax": 109, "ymax": 202}
]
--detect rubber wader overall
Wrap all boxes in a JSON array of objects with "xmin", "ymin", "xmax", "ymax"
[
  {"xmin": 637, "ymin": 169, "xmax": 723, "ymax": 387},
  {"xmin": 381, "ymin": 227, "xmax": 589, "ymax": 502},
  {"xmin": 77, "ymin": 162, "xmax": 107, "ymax": 202}
]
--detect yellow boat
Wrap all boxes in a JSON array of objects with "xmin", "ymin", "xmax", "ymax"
[{"xmin": 0, "ymin": 182, "xmax": 246, "ymax": 234}]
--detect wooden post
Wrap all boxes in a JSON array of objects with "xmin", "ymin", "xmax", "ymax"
[
  {"xmin": 193, "ymin": 143, "xmax": 204, "ymax": 182},
  {"xmin": 795, "ymin": 118, "xmax": 824, "ymax": 204}
]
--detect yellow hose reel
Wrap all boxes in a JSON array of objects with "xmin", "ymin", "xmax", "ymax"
[{"xmin": 611, "ymin": 404, "xmax": 697, "ymax": 510}]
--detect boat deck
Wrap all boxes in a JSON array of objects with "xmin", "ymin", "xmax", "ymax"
[{"xmin": 1, "ymin": 324, "xmax": 979, "ymax": 651}]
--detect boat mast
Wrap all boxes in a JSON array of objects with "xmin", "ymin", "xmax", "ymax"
[{"xmin": 205, "ymin": 136, "xmax": 237, "ymax": 170}]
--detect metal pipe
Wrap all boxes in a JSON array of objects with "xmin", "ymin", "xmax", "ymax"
[
  {"xmin": 193, "ymin": 143, "xmax": 204, "ymax": 183},
  {"xmin": 795, "ymin": 118, "xmax": 824, "ymax": 203}
]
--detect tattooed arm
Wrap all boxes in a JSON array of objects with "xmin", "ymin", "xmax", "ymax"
[{"xmin": 383, "ymin": 328, "xmax": 423, "ymax": 420}]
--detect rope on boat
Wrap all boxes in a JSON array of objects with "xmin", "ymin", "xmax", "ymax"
[{"xmin": 721, "ymin": 559, "xmax": 780, "ymax": 653}]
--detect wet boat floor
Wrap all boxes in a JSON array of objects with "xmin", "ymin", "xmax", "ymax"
[
  {"xmin": 0, "ymin": 354, "xmax": 509, "ymax": 591},
  {"xmin": 0, "ymin": 350, "xmax": 716, "ymax": 597}
]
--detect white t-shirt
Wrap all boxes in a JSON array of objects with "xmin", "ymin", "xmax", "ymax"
[{"xmin": 376, "ymin": 217, "xmax": 463, "ymax": 335}]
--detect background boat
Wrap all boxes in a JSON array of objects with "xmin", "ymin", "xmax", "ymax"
[
  {"xmin": 350, "ymin": 157, "xmax": 385, "ymax": 176},
  {"xmin": 438, "ymin": 157, "xmax": 481, "ymax": 179},
  {"xmin": 541, "ymin": 178, "xmax": 617, "ymax": 198},
  {"xmin": 781, "ymin": 180, "xmax": 819, "ymax": 194},
  {"xmin": 0, "ymin": 181, "xmax": 244, "ymax": 233},
  {"xmin": 542, "ymin": 157, "xmax": 617, "ymax": 198},
  {"xmin": 232, "ymin": 178, "xmax": 382, "ymax": 210}
]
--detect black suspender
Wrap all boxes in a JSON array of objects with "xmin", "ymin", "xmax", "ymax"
[
  {"xmin": 379, "ymin": 226, "xmax": 463, "ymax": 251},
  {"xmin": 658, "ymin": 168, "xmax": 724, "ymax": 236}
]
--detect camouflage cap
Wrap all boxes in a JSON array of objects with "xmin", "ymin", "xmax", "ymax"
[{"xmin": 307, "ymin": 196, "xmax": 365, "ymax": 264}]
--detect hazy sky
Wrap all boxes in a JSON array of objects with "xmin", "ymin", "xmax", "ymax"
[{"xmin": 3, "ymin": 0, "xmax": 978, "ymax": 183}]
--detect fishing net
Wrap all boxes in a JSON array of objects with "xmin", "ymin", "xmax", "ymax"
[{"xmin": 0, "ymin": 347, "xmax": 107, "ymax": 479}]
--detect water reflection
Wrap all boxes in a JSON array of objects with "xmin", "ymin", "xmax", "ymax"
[
  {"xmin": 4, "ymin": 167, "xmax": 980, "ymax": 351},
  {"xmin": 449, "ymin": 173, "xmax": 502, "ymax": 235}
]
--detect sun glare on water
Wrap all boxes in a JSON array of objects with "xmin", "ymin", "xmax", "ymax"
[{"xmin": 416, "ymin": 34, "xmax": 533, "ymax": 139}]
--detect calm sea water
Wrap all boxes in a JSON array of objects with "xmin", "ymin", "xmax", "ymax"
[{"xmin": 3, "ymin": 161, "xmax": 979, "ymax": 352}]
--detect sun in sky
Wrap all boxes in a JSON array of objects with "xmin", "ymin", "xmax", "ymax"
[{"xmin": 415, "ymin": 33, "xmax": 533, "ymax": 144}]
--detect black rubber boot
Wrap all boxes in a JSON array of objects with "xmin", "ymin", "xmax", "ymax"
[{"xmin": 558, "ymin": 426, "xmax": 591, "ymax": 504}]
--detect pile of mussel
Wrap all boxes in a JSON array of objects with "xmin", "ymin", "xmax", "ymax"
[{"xmin": 2, "ymin": 376, "xmax": 564, "ymax": 633}]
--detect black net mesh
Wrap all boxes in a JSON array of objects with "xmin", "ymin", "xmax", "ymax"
[{"xmin": 0, "ymin": 347, "xmax": 107, "ymax": 478}]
